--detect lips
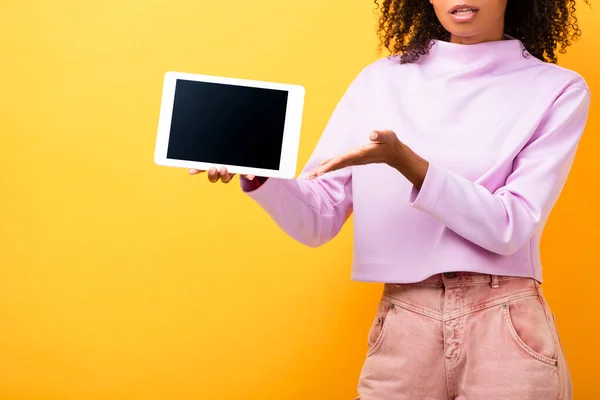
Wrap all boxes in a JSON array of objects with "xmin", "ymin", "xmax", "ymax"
[
  {"xmin": 448, "ymin": 4, "xmax": 479, "ymax": 14},
  {"xmin": 448, "ymin": 4, "xmax": 479, "ymax": 22}
]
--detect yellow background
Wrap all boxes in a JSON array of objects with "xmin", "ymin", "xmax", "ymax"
[{"xmin": 0, "ymin": 1, "xmax": 598, "ymax": 398}]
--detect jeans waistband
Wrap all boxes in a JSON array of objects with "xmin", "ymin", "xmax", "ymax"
[{"xmin": 403, "ymin": 272, "xmax": 528, "ymax": 288}]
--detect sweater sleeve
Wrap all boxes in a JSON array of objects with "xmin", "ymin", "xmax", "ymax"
[
  {"xmin": 409, "ymin": 86, "xmax": 591, "ymax": 256},
  {"xmin": 241, "ymin": 71, "xmax": 365, "ymax": 248}
]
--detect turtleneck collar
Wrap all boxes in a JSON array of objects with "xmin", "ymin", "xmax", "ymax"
[{"xmin": 419, "ymin": 35, "xmax": 532, "ymax": 74}]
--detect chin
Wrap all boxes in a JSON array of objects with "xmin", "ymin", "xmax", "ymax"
[
  {"xmin": 448, "ymin": 29, "xmax": 477, "ymax": 40},
  {"xmin": 441, "ymin": 24, "xmax": 484, "ymax": 41},
  {"xmin": 447, "ymin": 30, "xmax": 478, "ymax": 40}
]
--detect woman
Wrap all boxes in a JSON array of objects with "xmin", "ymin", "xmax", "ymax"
[{"xmin": 191, "ymin": 0, "xmax": 591, "ymax": 398}]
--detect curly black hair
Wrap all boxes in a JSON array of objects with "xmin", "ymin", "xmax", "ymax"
[{"xmin": 374, "ymin": 0, "xmax": 591, "ymax": 64}]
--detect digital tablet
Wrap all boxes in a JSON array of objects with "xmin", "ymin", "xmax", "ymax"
[{"xmin": 154, "ymin": 71, "xmax": 305, "ymax": 179}]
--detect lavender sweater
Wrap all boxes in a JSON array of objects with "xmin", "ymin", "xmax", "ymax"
[{"xmin": 242, "ymin": 38, "xmax": 590, "ymax": 284}]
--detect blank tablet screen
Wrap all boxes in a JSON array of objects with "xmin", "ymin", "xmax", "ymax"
[{"xmin": 166, "ymin": 79, "xmax": 289, "ymax": 170}]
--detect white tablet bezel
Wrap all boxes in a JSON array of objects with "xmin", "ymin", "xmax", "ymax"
[{"xmin": 154, "ymin": 71, "xmax": 305, "ymax": 179}]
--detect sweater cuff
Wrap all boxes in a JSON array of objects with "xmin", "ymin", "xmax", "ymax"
[
  {"xmin": 408, "ymin": 162, "xmax": 446, "ymax": 213},
  {"xmin": 240, "ymin": 176, "xmax": 268, "ymax": 192}
]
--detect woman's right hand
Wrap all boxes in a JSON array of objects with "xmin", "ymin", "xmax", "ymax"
[{"xmin": 189, "ymin": 167, "xmax": 255, "ymax": 183}]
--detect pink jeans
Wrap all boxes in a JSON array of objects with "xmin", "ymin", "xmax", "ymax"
[{"xmin": 356, "ymin": 272, "xmax": 571, "ymax": 400}]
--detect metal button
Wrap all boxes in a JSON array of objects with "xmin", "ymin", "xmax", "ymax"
[{"xmin": 443, "ymin": 272, "xmax": 457, "ymax": 279}]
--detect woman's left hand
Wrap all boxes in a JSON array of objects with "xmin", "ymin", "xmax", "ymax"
[
  {"xmin": 309, "ymin": 130, "xmax": 400, "ymax": 178},
  {"xmin": 308, "ymin": 129, "xmax": 429, "ymax": 190}
]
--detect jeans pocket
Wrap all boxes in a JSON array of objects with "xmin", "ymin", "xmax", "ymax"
[
  {"xmin": 503, "ymin": 295, "xmax": 558, "ymax": 367},
  {"xmin": 367, "ymin": 301, "xmax": 395, "ymax": 357}
]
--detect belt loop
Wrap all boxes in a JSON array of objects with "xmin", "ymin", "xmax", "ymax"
[{"xmin": 490, "ymin": 275, "xmax": 500, "ymax": 288}]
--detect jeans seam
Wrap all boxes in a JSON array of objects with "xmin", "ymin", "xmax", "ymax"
[
  {"xmin": 443, "ymin": 289, "xmax": 539, "ymax": 321},
  {"xmin": 382, "ymin": 295, "xmax": 443, "ymax": 321},
  {"xmin": 536, "ymin": 285, "xmax": 563, "ymax": 400}
]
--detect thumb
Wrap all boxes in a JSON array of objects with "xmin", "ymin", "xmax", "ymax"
[{"xmin": 369, "ymin": 130, "xmax": 397, "ymax": 143}]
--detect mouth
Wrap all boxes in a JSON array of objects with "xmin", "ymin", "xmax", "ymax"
[
  {"xmin": 449, "ymin": 4, "xmax": 479, "ymax": 13},
  {"xmin": 448, "ymin": 5, "xmax": 479, "ymax": 21}
]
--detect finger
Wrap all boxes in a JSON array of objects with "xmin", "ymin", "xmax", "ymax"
[
  {"xmin": 189, "ymin": 169, "xmax": 205, "ymax": 175},
  {"xmin": 309, "ymin": 156, "xmax": 352, "ymax": 179},
  {"xmin": 370, "ymin": 130, "xmax": 397, "ymax": 143},
  {"xmin": 316, "ymin": 152, "xmax": 354, "ymax": 172},
  {"xmin": 207, "ymin": 168, "xmax": 219, "ymax": 183},
  {"xmin": 310, "ymin": 144, "xmax": 376, "ymax": 179},
  {"xmin": 219, "ymin": 167, "xmax": 235, "ymax": 184},
  {"xmin": 319, "ymin": 158, "xmax": 332, "ymax": 166},
  {"xmin": 244, "ymin": 175, "xmax": 255, "ymax": 180}
]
